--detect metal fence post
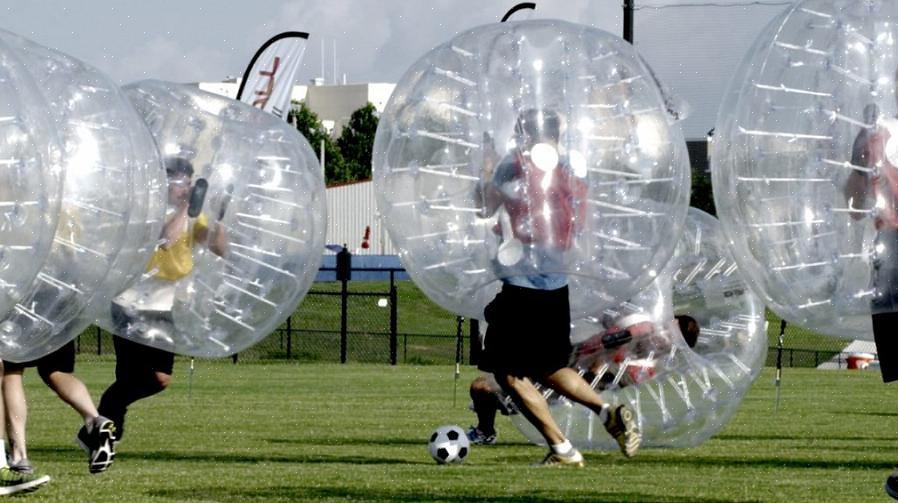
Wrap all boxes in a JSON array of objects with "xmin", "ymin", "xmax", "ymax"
[
  {"xmin": 469, "ymin": 319, "xmax": 480, "ymax": 365},
  {"xmin": 286, "ymin": 315, "xmax": 292, "ymax": 360},
  {"xmin": 340, "ymin": 277, "xmax": 348, "ymax": 363},
  {"xmin": 96, "ymin": 326, "xmax": 102, "ymax": 355},
  {"xmin": 389, "ymin": 270, "xmax": 398, "ymax": 365},
  {"xmin": 337, "ymin": 245, "xmax": 351, "ymax": 364}
]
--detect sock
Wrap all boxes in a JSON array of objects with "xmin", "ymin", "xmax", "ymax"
[
  {"xmin": 598, "ymin": 403, "xmax": 611, "ymax": 424},
  {"xmin": 0, "ymin": 441, "xmax": 7, "ymax": 467},
  {"xmin": 551, "ymin": 439, "xmax": 573, "ymax": 455}
]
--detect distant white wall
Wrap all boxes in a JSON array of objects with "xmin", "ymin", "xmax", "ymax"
[{"xmin": 326, "ymin": 180, "xmax": 395, "ymax": 256}]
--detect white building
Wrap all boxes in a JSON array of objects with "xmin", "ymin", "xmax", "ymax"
[
  {"xmin": 325, "ymin": 180, "xmax": 395, "ymax": 256},
  {"xmin": 198, "ymin": 79, "xmax": 394, "ymax": 136}
]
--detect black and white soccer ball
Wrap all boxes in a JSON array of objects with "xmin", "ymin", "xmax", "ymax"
[{"xmin": 427, "ymin": 425, "xmax": 470, "ymax": 464}]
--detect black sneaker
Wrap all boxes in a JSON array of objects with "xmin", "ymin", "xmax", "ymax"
[
  {"xmin": 886, "ymin": 472, "xmax": 898, "ymax": 500},
  {"xmin": 7, "ymin": 459, "xmax": 33, "ymax": 474},
  {"xmin": 76, "ymin": 416, "xmax": 116, "ymax": 474}
]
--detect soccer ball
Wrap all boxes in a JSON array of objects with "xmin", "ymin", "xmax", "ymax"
[{"xmin": 427, "ymin": 425, "xmax": 470, "ymax": 464}]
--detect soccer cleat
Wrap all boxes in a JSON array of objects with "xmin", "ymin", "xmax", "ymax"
[
  {"xmin": 0, "ymin": 466, "xmax": 50, "ymax": 495},
  {"xmin": 604, "ymin": 404, "xmax": 641, "ymax": 458},
  {"xmin": 886, "ymin": 472, "xmax": 898, "ymax": 500},
  {"xmin": 76, "ymin": 416, "xmax": 116, "ymax": 474},
  {"xmin": 539, "ymin": 448, "xmax": 585, "ymax": 467},
  {"xmin": 466, "ymin": 426, "xmax": 497, "ymax": 445},
  {"xmin": 7, "ymin": 459, "xmax": 34, "ymax": 474}
]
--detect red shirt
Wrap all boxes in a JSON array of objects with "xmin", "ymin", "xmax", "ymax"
[{"xmin": 497, "ymin": 151, "xmax": 588, "ymax": 249}]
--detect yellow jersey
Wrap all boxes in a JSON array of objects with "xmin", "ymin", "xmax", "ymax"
[{"xmin": 145, "ymin": 213, "xmax": 209, "ymax": 282}]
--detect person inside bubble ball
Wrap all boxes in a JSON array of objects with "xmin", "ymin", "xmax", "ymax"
[
  {"xmin": 842, "ymin": 89, "xmax": 898, "ymax": 500},
  {"xmin": 474, "ymin": 108, "xmax": 640, "ymax": 466},
  {"xmin": 100, "ymin": 156, "xmax": 228, "ymax": 445},
  {"xmin": 466, "ymin": 314, "xmax": 699, "ymax": 446},
  {"xmin": 844, "ymin": 88, "xmax": 898, "ymax": 384},
  {"xmin": 0, "ymin": 205, "xmax": 118, "ymax": 475},
  {"xmin": 574, "ymin": 314, "xmax": 700, "ymax": 390}
]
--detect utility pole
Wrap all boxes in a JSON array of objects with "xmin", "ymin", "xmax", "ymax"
[{"xmin": 623, "ymin": 0, "xmax": 635, "ymax": 44}]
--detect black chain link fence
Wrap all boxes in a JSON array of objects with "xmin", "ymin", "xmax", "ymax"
[{"xmin": 73, "ymin": 265, "xmax": 860, "ymax": 368}]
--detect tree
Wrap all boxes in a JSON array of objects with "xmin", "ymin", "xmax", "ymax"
[
  {"xmin": 288, "ymin": 100, "xmax": 348, "ymax": 185},
  {"xmin": 337, "ymin": 103, "xmax": 379, "ymax": 182}
]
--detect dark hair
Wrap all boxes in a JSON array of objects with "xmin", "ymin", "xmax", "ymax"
[
  {"xmin": 514, "ymin": 108, "xmax": 561, "ymax": 144},
  {"xmin": 164, "ymin": 157, "xmax": 194, "ymax": 177},
  {"xmin": 675, "ymin": 315, "xmax": 700, "ymax": 348}
]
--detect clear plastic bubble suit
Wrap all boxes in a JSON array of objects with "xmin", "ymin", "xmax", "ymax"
[
  {"xmin": 0, "ymin": 30, "xmax": 155, "ymax": 361},
  {"xmin": 99, "ymin": 80, "xmax": 326, "ymax": 357},
  {"xmin": 511, "ymin": 208, "xmax": 766, "ymax": 448},
  {"xmin": 711, "ymin": 0, "xmax": 898, "ymax": 339},
  {"xmin": 0, "ymin": 33, "xmax": 63, "ymax": 325},
  {"xmin": 373, "ymin": 19, "xmax": 691, "ymax": 319}
]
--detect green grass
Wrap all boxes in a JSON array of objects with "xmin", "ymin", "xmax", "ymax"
[{"xmin": 13, "ymin": 361, "xmax": 898, "ymax": 502}]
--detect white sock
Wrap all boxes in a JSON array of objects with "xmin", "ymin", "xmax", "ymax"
[
  {"xmin": 0, "ymin": 441, "xmax": 7, "ymax": 467},
  {"xmin": 598, "ymin": 403, "xmax": 611, "ymax": 424},
  {"xmin": 551, "ymin": 439, "xmax": 573, "ymax": 455}
]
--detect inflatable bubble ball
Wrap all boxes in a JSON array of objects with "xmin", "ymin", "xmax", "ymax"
[
  {"xmin": 373, "ymin": 18, "xmax": 691, "ymax": 320},
  {"xmin": 0, "ymin": 32, "xmax": 63, "ymax": 325},
  {"xmin": 96, "ymin": 80, "xmax": 326, "ymax": 358},
  {"xmin": 0, "ymin": 30, "xmax": 156, "ymax": 361},
  {"xmin": 711, "ymin": 0, "xmax": 898, "ymax": 339}
]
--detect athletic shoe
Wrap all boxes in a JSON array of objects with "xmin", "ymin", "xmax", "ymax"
[
  {"xmin": 76, "ymin": 416, "xmax": 116, "ymax": 474},
  {"xmin": 0, "ymin": 466, "xmax": 50, "ymax": 495},
  {"xmin": 886, "ymin": 472, "xmax": 898, "ymax": 500},
  {"xmin": 7, "ymin": 459, "xmax": 34, "ymax": 474},
  {"xmin": 466, "ymin": 426, "xmax": 497, "ymax": 445},
  {"xmin": 604, "ymin": 404, "xmax": 641, "ymax": 458},
  {"xmin": 538, "ymin": 448, "xmax": 585, "ymax": 467}
]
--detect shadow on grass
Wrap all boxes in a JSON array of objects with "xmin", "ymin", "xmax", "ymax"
[
  {"xmin": 627, "ymin": 453, "xmax": 895, "ymax": 471},
  {"xmin": 264, "ymin": 437, "xmax": 534, "ymax": 447},
  {"xmin": 29, "ymin": 443, "xmax": 895, "ymax": 471},
  {"xmin": 715, "ymin": 433, "xmax": 896, "ymax": 442},
  {"xmin": 147, "ymin": 485, "xmax": 762, "ymax": 503},
  {"xmin": 842, "ymin": 411, "xmax": 898, "ymax": 418},
  {"xmin": 28, "ymin": 447, "xmax": 429, "ymax": 466}
]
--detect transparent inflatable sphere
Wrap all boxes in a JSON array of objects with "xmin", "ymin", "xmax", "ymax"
[
  {"xmin": 373, "ymin": 19, "xmax": 690, "ymax": 319},
  {"xmin": 511, "ymin": 208, "xmax": 766, "ymax": 449},
  {"xmin": 711, "ymin": 0, "xmax": 898, "ymax": 339},
  {"xmin": 0, "ymin": 30, "xmax": 156, "ymax": 362},
  {"xmin": 0, "ymin": 33, "xmax": 62, "ymax": 325},
  {"xmin": 97, "ymin": 81, "xmax": 326, "ymax": 357}
]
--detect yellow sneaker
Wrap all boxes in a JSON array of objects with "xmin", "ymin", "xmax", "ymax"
[{"xmin": 604, "ymin": 404, "xmax": 641, "ymax": 458}]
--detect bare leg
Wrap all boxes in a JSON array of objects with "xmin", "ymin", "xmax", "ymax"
[
  {"xmin": 470, "ymin": 376, "xmax": 499, "ymax": 434},
  {"xmin": 2, "ymin": 370, "xmax": 28, "ymax": 462},
  {"xmin": 42, "ymin": 372, "xmax": 98, "ymax": 426},
  {"xmin": 541, "ymin": 367, "xmax": 607, "ymax": 415},
  {"xmin": 496, "ymin": 373, "xmax": 566, "ymax": 445}
]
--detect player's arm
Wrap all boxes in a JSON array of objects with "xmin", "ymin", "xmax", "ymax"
[
  {"xmin": 194, "ymin": 215, "xmax": 228, "ymax": 257},
  {"xmin": 845, "ymin": 131, "xmax": 874, "ymax": 220},
  {"xmin": 159, "ymin": 205, "xmax": 189, "ymax": 249}
]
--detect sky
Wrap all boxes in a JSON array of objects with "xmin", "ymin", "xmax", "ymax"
[{"xmin": 0, "ymin": 0, "xmax": 791, "ymax": 138}]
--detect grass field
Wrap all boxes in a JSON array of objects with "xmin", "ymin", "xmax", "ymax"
[{"xmin": 14, "ymin": 361, "xmax": 897, "ymax": 502}]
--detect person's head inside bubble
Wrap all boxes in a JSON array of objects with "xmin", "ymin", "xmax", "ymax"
[
  {"xmin": 164, "ymin": 156, "xmax": 194, "ymax": 206},
  {"xmin": 513, "ymin": 108, "xmax": 561, "ymax": 151}
]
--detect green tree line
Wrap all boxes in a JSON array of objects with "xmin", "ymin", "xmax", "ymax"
[{"xmin": 289, "ymin": 101, "xmax": 378, "ymax": 186}]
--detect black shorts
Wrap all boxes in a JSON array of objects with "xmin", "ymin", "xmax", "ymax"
[
  {"xmin": 872, "ymin": 227, "xmax": 898, "ymax": 313},
  {"xmin": 478, "ymin": 283, "xmax": 572, "ymax": 377},
  {"xmin": 4, "ymin": 340, "xmax": 76, "ymax": 374},
  {"xmin": 113, "ymin": 335, "xmax": 175, "ymax": 376}
]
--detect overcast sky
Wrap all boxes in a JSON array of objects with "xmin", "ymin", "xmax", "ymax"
[{"xmin": 1, "ymin": 0, "xmax": 790, "ymax": 138}]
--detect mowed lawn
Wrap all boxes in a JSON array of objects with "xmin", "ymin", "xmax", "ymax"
[{"xmin": 14, "ymin": 361, "xmax": 898, "ymax": 502}]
